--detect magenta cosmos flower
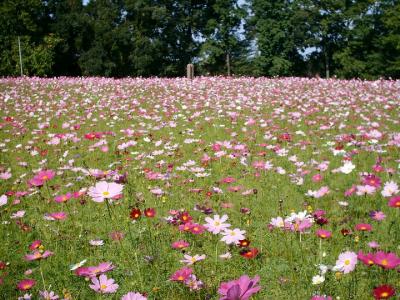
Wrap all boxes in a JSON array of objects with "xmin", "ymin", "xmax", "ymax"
[
  {"xmin": 171, "ymin": 240, "xmax": 189, "ymax": 250},
  {"xmin": 218, "ymin": 275, "xmax": 261, "ymax": 300},
  {"xmin": 170, "ymin": 267, "xmax": 193, "ymax": 282},
  {"xmin": 17, "ymin": 279, "xmax": 36, "ymax": 291},
  {"xmin": 88, "ymin": 181, "xmax": 123, "ymax": 202},
  {"xmin": 373, "ymin": 251, "xmax": 400, "ymax": 269},
  {"xmin": 121, "ymin": 292, "xmax": 147, "ymax": 300},
  {"xmin": 29, "ymin": 170, "xmax": 55, "ymax": 186},
  {"xmin": 388, "ymin": 196, "xmax": 400, "ymax": 208},
  {"xmin": 316, "ymin": 229, "xmax": 332, "ymax": 239},
  {"xmin": 355, "ymin": 223, "xmax": 372, "ymax": 232},
  {"xmin": 89, "ymin": 274, "xmax": 119, "ymax": 294},
  {"xmin": 75, "ymin": 262, "xmax": 115, "ymax": 277}
]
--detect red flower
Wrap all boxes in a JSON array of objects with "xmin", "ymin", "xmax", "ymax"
[
  {"xmin": 178, "ymin": 211, "xmax": 192, "ymax": 224},
  {"xmin": 373, "ymin": 285, "xmax": 396, "ymax": 299},
  {"xmin": 341, "ymin": 228, "xmax": 351, "ymax": 236},
  {"xmin": 240, "ymin": 248, "xmax": 259, "ymax": 259},
  {"xmin": 238, "ymin": 239, "xmax": 251, "ymax": 248},
  {"xmin": 130, "ymin": 208, "xmax": 141, "ymax": 220},
  {"xmin": 144, "ymin": 208, "xmax": 156, "ymax": 218}
]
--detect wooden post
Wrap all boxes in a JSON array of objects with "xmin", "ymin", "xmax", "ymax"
[
  {"xmin": 18, "ymin": 36, "xmax": 23, "ymax": 76},
  {"xmin": 186, "ymin": 64, "xmax": 194, "ymax": 80}
]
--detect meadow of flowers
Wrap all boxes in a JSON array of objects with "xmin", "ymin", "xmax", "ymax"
[{"xmin": 0, "ymin": 76, "xmax": 399, "ymax": 300}]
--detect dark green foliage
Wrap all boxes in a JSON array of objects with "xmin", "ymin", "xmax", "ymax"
[{"xmin": 0, "ymin": 0, "xmax": 399, "ymax": 78}]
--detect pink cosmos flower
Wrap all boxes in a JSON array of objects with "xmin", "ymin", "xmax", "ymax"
[
  {"xmin": 24, "ymin": 250, "xmax": 53, "ymax": 261},
  {"xmin": 357, "ymin": 251, "xmax": 375, "ymax": 266},
  {"xmin": 369, "ymin": 211, "xmax": 386, "ymax": 221},
  {"xmin": 75, "ymin": 262, "xmax": 115, "ymax": 278},
  {"xmin": 45, "ymin": 212, "xmax": 67, "ymax": 221},
  {"xmin": 355, "ymin": 223, "xmax": 372, "ymax": 232},
  {"xmin": 362, "ymin": 174, "xmax": 381, "ymax": 188},
  {"xmin": 54, "ymin": 193, "xmax": 72, "ymax": 203},
  {"xmin": 0, "ymin": 195, "xmax": 7, "ymax": 206},
  {"xmin": 334, "ymin": 251, "xmax": 357, "ymax": 274},
  {"xmin": 316, "ymin": 229, "xmax": 332, "ymax": 239},
  {"xmin": 204, "ymin": 214, "xmax": 231, "ymax": 234},
  {"xmin": 218, "ymin": 275, "xmax": 261, "ymax": 300},
  {"xmin": 29, "ymin": 170, "xmax": 55, "ymax": 186},
  {"xmin": 171, "ymin": 240, "xmax": 190, "ymax": 250},
  {"xmin": 356, "ymin": 185, "xmax": 376, "ymax": 196},
  {"xmin": 89, "ymin": 274, "xmax": 119, "ymax": 294},
  {"xmin": 121, "ymin": 292, "xmax": 147, "ymax": 300},
  {"xmin": 39, "ymin": 290, "xmax": 59, "ymax": 300},
  {"xmin": 189, "ymin": 223, "xmax": 205, "ymax": 234},
  {"xmin": 388, "ymin": 195, "xmax": 400, "ymax": 208},
  {"xmin": 373, "ymin": 251, "xmax": 400, "ymax": 269},
  {"xmin": 170, "ymin": 267, "xmax": 193, "ymax": 282},
  {"xmin": 312, "ymin": 174, "xmax": 323, "ymax": 182},
  {"xmin": 17, "ymin": 279, "xmax": 36, "ymax": 291},
  {"xmin": 381, "ymin": 181, "xmax": 399, "ymax": 197},
  {"xmin": 29, "ymin": 240, "xmax": 42, "ymax": 250},
  {"xmin": 88, "ymin": 181, "xmax": 123, "ymax": 202}
]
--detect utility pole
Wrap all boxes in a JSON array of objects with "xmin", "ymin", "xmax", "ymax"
[{"xmin": 18, "ymin": 36, "xmax": 23, "ymax": 76}]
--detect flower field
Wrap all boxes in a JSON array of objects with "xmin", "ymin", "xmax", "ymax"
[{"xmin": 0, "ymin": 77, "xmax": 399, "ymax": 300}]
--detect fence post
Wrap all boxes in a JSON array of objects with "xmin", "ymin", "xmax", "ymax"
[{"xmin": 186, "ymin": 64, "xmax": 194, "ymax": 80}]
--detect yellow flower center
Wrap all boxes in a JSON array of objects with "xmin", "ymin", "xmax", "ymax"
[
  {"xmin": 102, "ymin": 191, "xmax": 110, "ymax": 196},
  {"xmin": 230, "ymin": 231, "xmax": 236, "ymax": 236},
  {"xmin": 214, "ymin": 221, "xmax": 220, "ymax": 226},
  {"xmin": 381, "ymin": 292, "xmax": 389, "ymax": 297},
  {"xmin": 100, "ymin": 284, "xmax": 107, "ymax": 290},
  {"xmin": 344, "ymin": 259, "xmax": 350, "ymax": 265},
  {"xmin": 178, "ymin": 276, "xmax": 184, "ymax": 281},
  {"xmin": 381, "ymin": 259, "xmax": 388, "ymax": 266}
]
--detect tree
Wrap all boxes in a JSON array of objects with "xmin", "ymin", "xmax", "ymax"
[{"xmin": 198, "ymin": 0, "xmax": 248, "ymax": 76}]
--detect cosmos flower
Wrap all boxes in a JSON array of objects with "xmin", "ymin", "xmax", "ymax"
[
  {"xmin": 24, "ymin": 250, "xmax": 53, "ymax": 261},
  {"xmin": 89, "ymin": 274, "xmax": 119, "ymax": 294},
  {"xmin": 373, "ymin": 285, "xmax": 396, "ymax": 299},
  {"xmin": 121, "ymin": 292, "xmax": 147, "ymax": 300},
  {"xmin": 355, "ymin": 223, "xmax": 372, "ymax": 232},
  {"xmin": 171, "ymin": 240, "xmax": 190, "ymax": 250},
  {"xmin": 17, "ymin": 279, "xmax": 36, "ymax": 291},
  {"xmin": 180, "ymin": 254, "xmax": 206, "ymax": 265},
  {"xmin": 381, "ymin": 181, "xmax": 399, "ymax": 197},
  {"xmin": 75, "ymin": 262, "xmax": 115, "ymax": 277},
  {"xmin": 334, "ymin": 251, "xmax": 357, "ymax": 274},
  {"xmin": 388, "ymin": 195, "xmax": 400, "ymax": 208},
  {"xmin": 0, "ymin": 195, "xmax": 7, "ymax": 206},
  {"xmin": 88, "ymin": 181, "xmax": 123, "ymax": 202},
  {"xmin": 130, "ymin": 208, "xmax": 141, "ymax": 220},
  {"xmin": 220, "ymin": 228, "xmax": 246, "ymax": 245},
  {"xmin": 369, "ymin": 211, "xmax": 386, "ymax": 221},
  {"xmin": 170, "ymin": 267, "xmax": 193, "ymax": 282},
  {"xmin": 218, "ymin": 275, "xmax": 261, "ymax": 300},
  {"xmin": 204, "ymin": 214, "xmax": 231, "ymax": 234},
  {"xmin": 373, "ymin": 251, "xmax": 400, "ymax": 269},
  {"xmin": 316, "ymin": 229, "xmax": 332, "ymax": 239},
  {"xmin": 39, "ymin": 290, "xmax": 59, "ymax": 300}
]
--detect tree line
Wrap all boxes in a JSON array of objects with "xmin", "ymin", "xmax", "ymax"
[{"xmin": 1, "ymin": 0, "xmax": 399, "ymax": 79}]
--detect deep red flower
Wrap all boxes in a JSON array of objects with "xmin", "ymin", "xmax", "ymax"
[
  {"xmin": 373, "ymin": 285, "xmax": 396, "ymax": 299},
  {"xmin": 130, "ymin": 208, "xmax": 141, "ymax": 220},
  {"xmin": 240, "ymin": 248, "xmax": 259, "ymax": 259},
  {"xmin": 144, "ymin": 208, "xmax": 156, "ymax": 218},
  {"xmin": 238, "ymin": 239, "xmax": 251, "ymax": 248}
]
